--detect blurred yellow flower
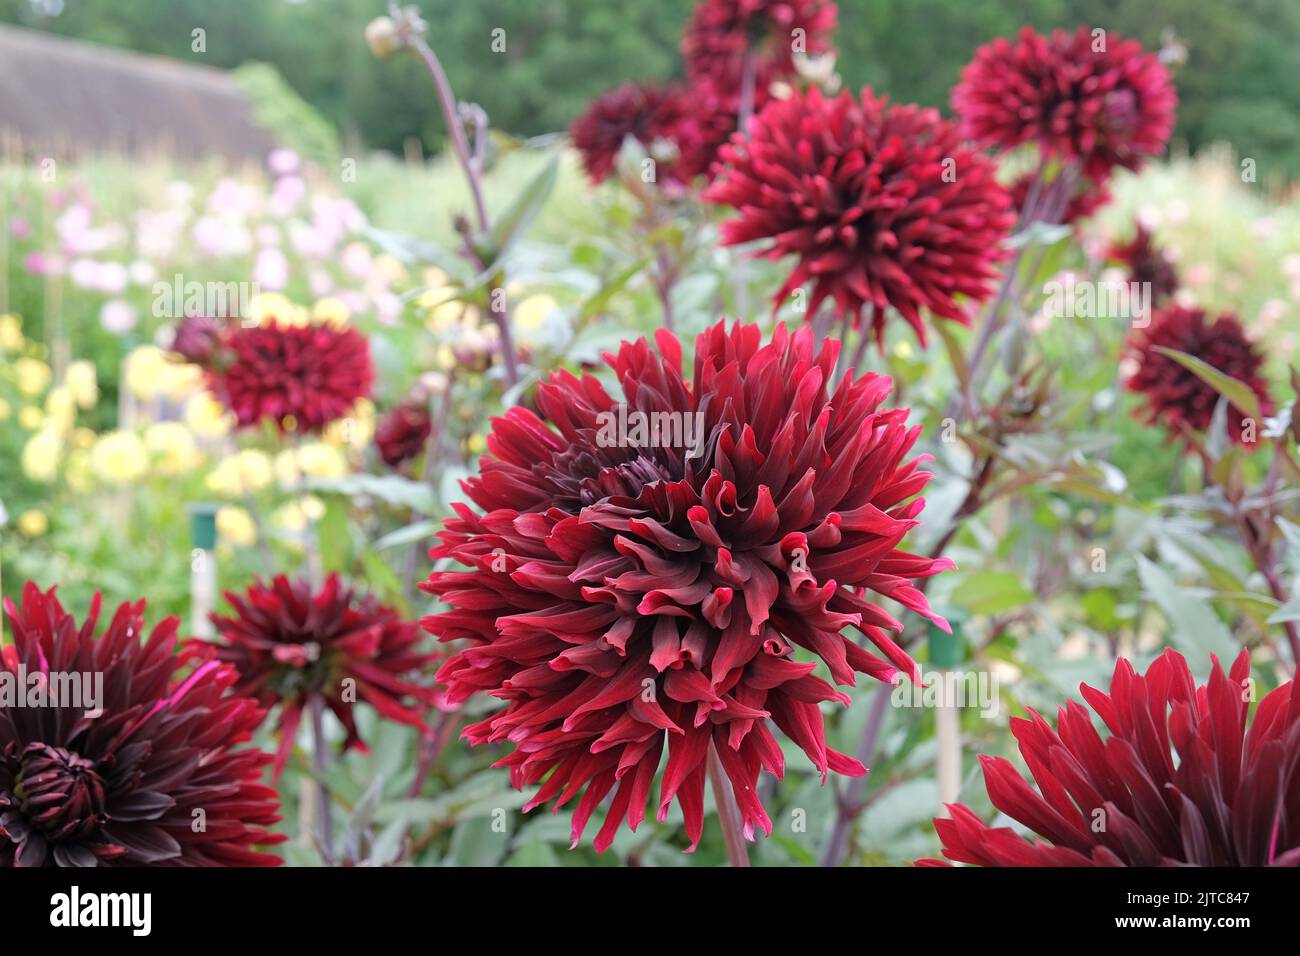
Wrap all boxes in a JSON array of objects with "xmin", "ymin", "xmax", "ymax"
[
  {"xmin": 145, "ymin": 422, "xmax": 201, "ymax": 476},
  {"xmin": 21, "ymin": 427, "xmax": 61, "ymax": 483},
  {"xmin": 216, "ymin": 505, "xmax": 257, "ymax": 548},
  {"xmin": 272, "ymin": 495, "xmax": 325, "ymax": 532},
  {"xmin": 323, "ymin": 398, "xmax": 375, "ymax": 449},
  {"xmin": 124, "ymin": 346, "xmax": 203, "ymax": 402},
  {"xmin": 17, "ymin": 509, "xmax": 48, "ymax": 538},
  {"xmin": 72, "ymin": 427, "xmax": 96, "ymax": 449},
  {"xmin": 18, "ymin": 405, "xmax": 43, "ymax": 430},
  {"xmin": 275, "ymin": 442, "xmax": 349, "ymax": 488},
  {"xmin": 14, "ymin": 357, "xmax": 51, "ymax": 397},
  {"xmin": 514, "ymin": 294, "xmax": 557, "ymax": 332},
  {"xmin": 312, "ymin": 297, "xmax": 350, "ymax": 328},
  {"xmin": 64, "ymin": 360, "xmax": 99, "ymax": 409},
  {"xmin": 0, "ymin": 314, "xmax": 22, "ymax": 352},
  {"xmin": 373, "ymin": 253, "xmax": 407, "ymax": 285},
  {"xmin": 45, "ymin": 385, "xmax": 76, "ymax": 436},
  {"xmin": 206, "ymin": 449, "xmax": 273, "ymax": 496},
  {"xmin": 184, "ymin": 392, "xmax": 234, "ymax": 439},
  {"xmin": 434, "ymin": 344, "xmax": 456, "ymax": 371},
  {"xmin": 467, "ymin": 432, "xmax": 487, "ymax": 455},
  {"xmin": 90, "ymin": 430, "xmax": 148, "ymax": 485},
  {"xmin": 65, "ymin": 450, "xmax": 93, "ymax": 493},
  {"xmin": 246, "ymin": 292, "xmax": 307, "ymax": 327}
]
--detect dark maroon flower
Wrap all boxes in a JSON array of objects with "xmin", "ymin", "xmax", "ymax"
[
  {"xmin": 1108, "ymin": 223, "xmax": 1179, "ymax": 306},
  {"xmin": 169, "ymin": 314, "xmax": 224, "ymax": 366},
  {"xmin": 682, "ymin": 0, "xmax": 837, "ymax": 94},
  {"xmin": 375, "ymin": 402, "xmax": 433, "ymax": 469},
  {"xmin": 0, "ymin": 583, "xmax": 284, "ymax": 867},
  {"xmin": 705, "ymin": 86, "xmax": 1014, "ymax": 347},
  {"xmin": 192, "ymin": 574, "xmax": 439, "ymax": 774},
  {"xmin": 1125, "ymin": 304, "xmax": 1272, "ymax": 447},
  {"xmin": 1007, "ymin": 170, "xmax": 1110, "ymax": 227},
  {"xmin": 921, "ymin": 649, "xmax": 1300, "ymax": 866},
  {"xmin": 952, "ymin": 26, "xmax": 1177, "ymax": 180},
  {"xmin": 570, "ymin": 83, "xmax": 692, "ymax": 185},
  {"xmin": 207, "ymin": 319, "xmax": 373, "ymax": 433},
  {"xmin": 422, "ymin": 319, "xmax": 951, "ymax": 851}
]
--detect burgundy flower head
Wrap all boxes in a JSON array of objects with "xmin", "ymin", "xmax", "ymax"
[
  {"xmin": 207, "ymin": 319, "xmax": 373, "ymax": 433},
  {"xmin": 682, "ymin": 0, "xmax": 837, "ymax": 93},
  {"xmin": 1008, "ymin": 170, "xmax": 1110, "ymax": 227},
  {"xmin": 1108, "ymin": 223, "xmax": 1179, "ymax": 306},
  {"xmin": 423, "ymin": 319, "xmax": 951, "ymax": 851},
  {"xmin": 1, "ymin": 583, "xmax": 284, "ymax": 867},
  {"xmin": 705, "ymin": 87, "xmax": 1014, "ymax": 347},
  {"xmin": 192, "ymin": 574, "xmax": 440, "ymax": 775},
  {"xmin": 169, "ymin": 314, "xmax": 224, "ymax": 366},
  {"xmin": 952, "ymin": 26, "xmax": 1177, "ymax": 180},
  {"xmin": 1125, "ymin": 304, "xmax": 1272, "ymax": 447},
  {"xmin": 921, "ymin": 649, "xmax": 1300, "ymax": 866},
  {"xmin": 570, "ymin": 83, "xmax": 692, "ymax": 185},
  {"xmin": 375, "ymin": 402, "xmax": 433, "ymax": 469}
]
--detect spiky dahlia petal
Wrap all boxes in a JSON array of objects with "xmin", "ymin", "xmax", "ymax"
[
  {"xmin": 706, "ymin": 87, "xmax": 1013, "ymax": 347},
  {"xmin": 681, "ymin": 0, "xmax": 838, "ymax": 93},
  {"xmin": 190, "ymin": 574, "xmax": 440, "ymax": 774},
  {"xmin": 0, "ymin": 583, "xmax": 284, "ymax": 867},
  {"xmin": 1108, "ymin": 223, "xmax": 1179, "ymax": 306},
  {"xmin": 922, "ymin": 649, "xmax": 1300, "ymax": 866},
  {"xmin": 375, "ymin": 402, "xmax": 433, "ymax": 469},
  {"xmin": 952, "ymin": 25, "xmax": 1177, "ymax": 180},
  {"xmin": 207, "ymin": 319, "xmax": 373, "ymax": 433},
  {"xmin": 570, "ymin": 83, "xmax": 694, "ymax": 185},
  {"xmin": 1124, "ymin": 304, "xmax": 1272, "ymax": 446},
  {"xmin": 422, "ymin": 319, "xmax": 950, "ymax": 850}
]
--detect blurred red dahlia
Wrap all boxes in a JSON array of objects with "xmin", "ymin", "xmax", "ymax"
[
  {"xmin": 921, "ymin": 649, "xmax": 1299, "ymax": 866},
  {"xmin": 705, "ymin": 87, "xmax": 1014, "ymax": 347},
  {"xmin": 682, "ymin": 0, "xmax": 837, "ymax": 94},
  {"xmin": 952, "ymin": 26, "xmax": 1177, "ymax": 180},
  {"xmin": 1108, "ymin": 223, "xmax": 1179, "ymax": 307},
  {"xmin": 192, "ymin": 574, "xmax": 439, "ymax": 774},
  {"xmin": 422, "ymin": 319, "xmax": 951, "ymax": 851},
  {"xmin": 570, "ymin": 83, "xmax": 692, "ymax": 185},
  {"xmin": 375, "ymin": 401, "xmax": 433, "ymax": 469},
  {"xmin": 169, "ymin": 314, "xmax": 224, "ymax": 366},
  {"xmin": 1, "ymin": 583, "xmax": 284, "ymax": 867},
  {"xmin": 207, "ymin": 319, "xmax": 373, "ymax": 433},
  {"xmin": 1125, "ymin": 304, "xmax": 1272, "ymax": 446}
]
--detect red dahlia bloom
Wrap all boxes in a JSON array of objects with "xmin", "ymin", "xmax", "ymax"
[
  {"xmin": 570, "ymin": 83, "xmax": 692, "ymax": 185},
  {"xmin": 922, "ymin": 649, "xmax": 1300, "ymax": 866},
  {"xmin": 705, "ymin": 87, "xmax": 1014, "ymax": 347},
  {"xmin": 169, "ymin": 314, "xmax": 224, "ymax": 366},
  {"xmin": 0, "ymin": 583, "xmax": 284, "ymax": 867},
  {"xmin": 1108, "ymin": 223, "xmax": 1179, "ymax": 306},
  {"xmin": 952, "ymin": 26, "xmax": 1177, "ymax": 180},
  {"xmin": 192, "ymin": 574, "xmax": 440, "ymax": 774},
  {"xmin": 423, "ymin": 320, "xmax": 951, "ymax": 851},
  {"xmin": 1007, "ymin": 170, "xmax": 1110, "ymax": 227},
  {"xmin": 1125, "ymin": 304, "xmax": 1272, "ymax": 446},
  {"xmin": 207, "ymin": 319, "xmax": 373, "ymax": 433},
  {"xmin": 682, "ymin": 0, "xmax": 837, "ymax": 94},
  {"xmin": 375, "ymin": 402, "xmax": 433, "ymax": 469}
]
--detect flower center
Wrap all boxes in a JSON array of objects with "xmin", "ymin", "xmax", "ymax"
[{"xmin": 14, "ymin": 743, "xmax": 107, "ymax": 842}]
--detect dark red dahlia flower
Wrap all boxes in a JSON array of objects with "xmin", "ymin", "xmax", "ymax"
[
  {"xmin": 375, "ymin": 402, "xmax": 433, "ymax": 469},
  {"xmin": 0, "ymin": 583, "xmax": 284, "ymax": 867},
  {"xmin": 922, "ymin": 649, "xmax": 1299, "ymax": 866},
  {"xmin": 1108, "ymin": 223, "xmax": 1179, "ymax": 306},
  {"xmin": 207, "ymin": 319, "xmax": 373, "ymax": 433},
  {"xmin": 705, "ymin": 87, "xmax": 1014, "ymax": 347},
  {"xmin": 192, "ymin": 574, "xmax": 439, "ymax": 774},
  {"xmin": 169, "ymin": 314, "xmax": 224, "ymax": 366},
  {"xmin": 1007, "ymin": 170, "xmax": 1110, "ymax": 227},
  {"xmin": 1125, "ymin": 304, "xmax": 1272, "ymax": 446},
  {"xmin": 422, "ymin": 319, "xmax": 951, "ymax": 851},
  {"xmin": 570, "ymin": 83, "xmax": 692, "ymax": 185},
  {"xmin": 952, "ymin": 26, "xmax": 1177, "ymax": 181},
  {"xmin": 682, "ymin": 0, "xmax": 837, "ymax": 94}
]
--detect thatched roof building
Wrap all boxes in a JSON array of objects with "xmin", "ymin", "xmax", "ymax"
[{"xmin": 0, "ymin": 23, "xmax": 277, "ymax": 162}]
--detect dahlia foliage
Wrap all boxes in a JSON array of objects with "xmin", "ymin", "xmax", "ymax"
[
  {"xmin": 706, "ymin": 87, "xmax": 1014, "ymax": 346},
  {"xmin": 1124, "ymin": 304, "xmax": 1272, "ymax": 445},
  {"xmin": 952, "ymin": 26, "xmax": 1177, "ymax": 181},
  {"xmin": 0, "ymin": 584, "xmax": 284, "ymax": 867},
  {"xmin": 924, "ymin": 650, "xmax": 1300, "ymax": 866},
  {"xmin": 423, "ymin": 320, "xmax": 951, "ymax": 850},
  {"xmin": 191, "ymin": 574, "xmax": 440, "ymax": 773}
]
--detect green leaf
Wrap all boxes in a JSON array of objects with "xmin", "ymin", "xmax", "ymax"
[
  {"xmin": 308, "ymin": 474, "xmax": 436, "ymax": 513},
  {"xmin": 489, "ymin": 155, "xmax": 559, "ymax": 257},
  {"xmin": 373, "ymin": 520, "xmax": 437, "ymax": 552},
  {"xmin": 950, "ymin": 570, "xmax": 1034, "ymax": 616},
  {"xmin": 1152, "ymin": 347, "xmax": 1263, "ymax": 421},
  {"xmin": 317, "ymin": 498, "xmax": 351, "ymax": 573},
  {"xmin": 1136, "ymin": 556, "xmax": 1238, "ymax": 659},
  {"xmin": 1267, "ymin": 595, "xmax": 1300, "ymax": 625}
]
